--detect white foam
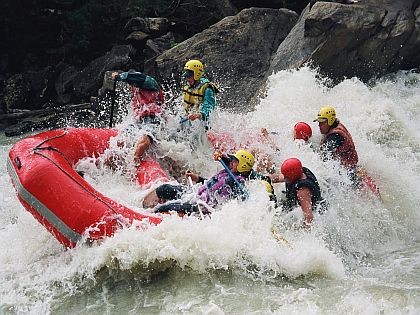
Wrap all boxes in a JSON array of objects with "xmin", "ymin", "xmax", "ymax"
[{"xmin": 1, "ymin": 68, "xmax": 419, "ymax": 313}]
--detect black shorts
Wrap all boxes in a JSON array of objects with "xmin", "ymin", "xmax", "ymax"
[
  {"xmin": 155, "ymin": 184, "xmax": 184, "ymax": 201},
  {"xmin": 154, "ymin": 202, "xmax": 199, "ymax": 214}
]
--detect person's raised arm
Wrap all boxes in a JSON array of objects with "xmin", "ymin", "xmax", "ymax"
[
  {"xmin": 112, "ymin": 71, "xmax": 160, "ymax": 90},
  {"xmin": 269, "ymin": 173, "xmax": 285, "ymax": 183}
]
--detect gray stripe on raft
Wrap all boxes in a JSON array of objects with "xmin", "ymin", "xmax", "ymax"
[{"xmin": 7, "ymin": 156, "xmax": 82, "ymax": 244}]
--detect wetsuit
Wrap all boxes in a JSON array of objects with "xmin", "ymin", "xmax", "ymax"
[
  {"xmin": 282, "ymin": 167, "xmax": 326, "ymax": 213},
  {"xmin": 320, "ymin": 119, "xmax": 359, "ymax": 186}
]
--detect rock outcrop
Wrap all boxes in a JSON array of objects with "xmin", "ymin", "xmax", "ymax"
[
  {"xmin": 2, "ymin": 1, "xmax": 420, "ymax": 135},
  {"xmin": 270, "ymin": 0, "xmax": 420, "ymax": 80},
  {"xmin": 153, "ymin": 8, "xmax": 298, "ymax": 109}
]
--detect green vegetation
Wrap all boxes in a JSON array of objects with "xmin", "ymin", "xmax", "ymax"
[{"xmin": 0, "ymin": 0, "xmax": 174, "ymax": 71}]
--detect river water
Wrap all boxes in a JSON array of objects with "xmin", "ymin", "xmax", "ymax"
[{"xmin": 1, "ymin": 68, "xmax": 419, "ymax": 314}]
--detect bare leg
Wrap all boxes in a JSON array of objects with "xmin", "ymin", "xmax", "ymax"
[
  {"xmin": 142, "ymin": 188, "xmax": 159, "ymax": 208},
  {"xmin": 134, "ymin": 135, "xmax": 152, "ymax": 164}
]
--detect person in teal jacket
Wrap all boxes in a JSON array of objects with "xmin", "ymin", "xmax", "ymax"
[
  {"xmin": 110, "ymin": 70, "xmax": 165, "ymax": 164},
  {"xmin": 181, "ymin": 59, "xmax": 218, "ymax": 124}
]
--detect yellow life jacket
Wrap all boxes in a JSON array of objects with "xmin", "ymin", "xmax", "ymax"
[{"xmin": 182, "ymin": 80, "xmax": 217, "ymax": 114}]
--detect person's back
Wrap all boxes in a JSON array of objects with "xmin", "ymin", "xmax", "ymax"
[
  {"xmin": 115, "ymin": 70, "xmax": 164, "ymax": 121},
  {"xmin": 283, "ymin": 167, "xmax": 325, "ymax": 213},
  {"xmin": 270, "ymin": 158, "xmax": 327, "ymax": 228},
  {"xmin": 109, "ymin": 70, "xmax": 166, "ymax": 165},
  {"xmin": 196, "ymin": 168, "xmax": 247, "ymax": 207}
]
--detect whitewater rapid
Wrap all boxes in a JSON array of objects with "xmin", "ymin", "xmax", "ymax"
[{"xmin": 0, "ymin": 67, "xmax": 419, "ymax": 314}]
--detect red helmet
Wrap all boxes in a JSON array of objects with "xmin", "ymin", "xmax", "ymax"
[
  {"xmin": 294, "ymin": 122, "xmax": 312, "ymax": 141},
  {"xmin": 281, "ymin": 158, "xmax": 303, "ymax": 183}
]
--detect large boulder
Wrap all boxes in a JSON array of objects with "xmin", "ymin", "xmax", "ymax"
[
  {"xmin": 125, "ymin": 17, "xmax": 171, "ymax": 35},
  {"xmin": 55, "ymin": 65, "xmax": 79, "ymax": 105},
  {"xmin": 270, "ymin": 0, "xmax": 420, "ymax": 80},
  {"xmin": 231, "ymin": 0, "xmax": 309, "ymax": 13},
  {"xmin": 143, "ymin": 32, "xmax": 186, "ymax": 67},
  {"xmin": 400, "ymin": 3, "xmax": 420, "ymax": 68},
  {"xmin": 72, "ymin": 45, "xmax": 136, "ymax": 101},
  {"xmin": 26, "ymin": 66, "xmax": 57, "ymax": 109},
  {"xmin": 165, "ymin": 0, "xmax": 239, "ymax": 36},
  {"xmin": 124, "ymin": 17, "xmax": 172, "ymax": 49},
  {"xmin": 152, "ymin": 8, "xmax": 298, "ymax": 110},
  {"xmin": 3, "ymin": 74, "xmax": 32, "ymax": 111}
]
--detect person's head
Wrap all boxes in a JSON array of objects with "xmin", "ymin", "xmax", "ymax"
[
  {"xmin": 281, "ymin": 158, "xmax": 303, "ymax": 183},
  {"xmin": 155, "ymin": 184, "xmax": 183, "ymax": 203},
  {"xmin": 227, "ymin": 149, "xmax": 255, "ymax": 173},
  {"xmin": 183, "ymin": 59, "xmax": 204, "ymax": 85},
  {"xmin": 313, "ymin": 105, "xmax": 336, "ymax": 134},
  {"xmin": 293, "ymin": 121, "xmax": 312, "ymax": 141}
]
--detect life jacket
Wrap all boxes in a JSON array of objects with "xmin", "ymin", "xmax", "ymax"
[
  {"xmin": 248, "ymin": 170, "xmax": 276, "ymax": 199},
  {"xmin": 197, "ymin": 169, "xmax": 246, "ymax": 207},
  {"xmin": 283, "ymin": 167, "xmax": 325, "ymax": 212},
  {"xmin": 131, "ymin": 86, "xmax": 164, "ymax": 120},
  {"xmin": 321, "ymin": 122, "xmax": 358, "ymax": 167},
  {"xmin": 182, "ymin": 78, "xmax": 218, "ymax": 115}
]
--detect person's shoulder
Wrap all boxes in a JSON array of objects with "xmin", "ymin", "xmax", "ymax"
[
  {"xmin": 201, "ymin": 77, "xmax": 219, "ymax": 93},
  {"xmin": 302, "ymin": 166, "xmax": 311, "ymax": 174},
  {"xmin": 145, "ymin": 75, "xmax": 160, "ymax": 87},
  {"xmin": 117, "ymin": 71, "xmax": 129, "ymax": 80},
  {"xmin": 250, "ymin": 171, "xmax": 271, "ymax": 183}
]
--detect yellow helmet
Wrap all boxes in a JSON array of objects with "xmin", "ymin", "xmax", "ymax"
[
  {"xmin": 232, "ymin": 149, "xmax": 255, "ymax": 173},
  {"xmin": 314, "ymin": 105, "xmax": 336, "ymax": 126},
  {"xmin": 184, "ymin": 59, "xmax": 204, "ymax": 81}
]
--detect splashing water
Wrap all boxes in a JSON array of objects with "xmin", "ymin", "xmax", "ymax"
[{"xmin": 1, "ymin": 68, "xmax": 419, "ymax": 314}]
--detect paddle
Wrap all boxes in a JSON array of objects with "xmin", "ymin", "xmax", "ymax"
[
  {"xmin": 109, "ymin": 78, "xmax": 117, "ymax": 128},
  {"xmin": 179, "ymin": 116, "xmax": 189, "ymax": 124},
  {"xmin": 218, "ymin": 157, "xmax": 249, "ymax": 199},
  {"xmin": 271, "ymin": 226, "xmax": 293, "ymax": 249},
  {"xmin": 187, "ymin": 176, "xmax": 205, "ymax": 219}
]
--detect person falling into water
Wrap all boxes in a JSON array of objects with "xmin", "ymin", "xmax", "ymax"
[
  {"xmin": 313, "ymin": 105, "xmax": 380, "ymax": 196},
  {"xmin": 143, "ymin": 149, "xmax": 275, "ymax": 214},
  {"xmin": 293, "ymin": 121, "xmax": 313, "ymax": 143},
  {"xmin": 109, "ymin": 70, "xmax": 166, "ymax": 166},
  {"xmin": 143, "ymin": 149, "xmax": 255, "ymax": 214},
  {"xmin": 270, "ymin": 158, "xmax": 326, "ymax": 228},
  {"xmin": 313, "ymin": 105, "xmax": 360, "ymax": 185}
]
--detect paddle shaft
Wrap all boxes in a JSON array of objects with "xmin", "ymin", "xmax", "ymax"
[
  {"xmin": 218, "ymin": 158, "xmax": 249, "ymax": 199},
  {"xmin": 179, "ymin": 117, "xmax": 189, "ymax": 124},
  {"xmin": 188, "ymin": 176, "xmax": 205, "ymax": 219},
  {"xmin": 109, "ymin": 79, "xmax": 117, "ymax": 128}
]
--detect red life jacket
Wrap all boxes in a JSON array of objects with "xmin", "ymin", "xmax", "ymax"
[
  {"xmin": 322, "ymin": 122, "xmax": 358, "ymax": 167},
  {"xmin": 131, "ymin": 86, "xmax": 164, "ymax": 120}
]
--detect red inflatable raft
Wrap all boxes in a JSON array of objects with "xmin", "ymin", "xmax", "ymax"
[{"xmin": 7, "ymin": 128, "xmax": 168, "ymax": 248}]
